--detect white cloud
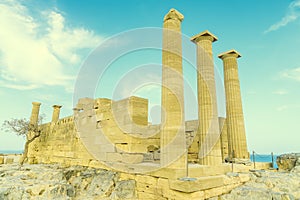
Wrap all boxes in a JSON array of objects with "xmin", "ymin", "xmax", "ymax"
[
  {"xmin": 264, "ymin": 0, "xmax": 300, "ymax": 33},
  {"xmin": 280, "ymin": 67, "xmax": 300, "ymax": 82},
  {"xmin": 276, "ymin": 104, "xmax": 300, "ymax": 111},
  {"xmin": 272, "ymin": 89, "xmax": 288, "ymax": 95},
  {"xmin": 0, "ymin": 0, "xmax": 102, "ymax": 91},
  {"xmin": 277, "ymin": 105, "xmax": 288, "ymax": 111}
]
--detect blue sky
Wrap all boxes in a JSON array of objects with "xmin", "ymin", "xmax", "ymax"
[{"xmin": 0, "ymin": 0, "xmax": 300, "ymax": 154}]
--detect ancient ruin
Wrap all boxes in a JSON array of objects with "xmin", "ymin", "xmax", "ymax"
[{"xmin": 23, "ymin": 8, "xmax": 267, "ymax": 199}]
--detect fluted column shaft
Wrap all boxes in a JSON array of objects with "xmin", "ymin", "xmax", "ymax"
[
  {"xmin": 161, "ymin": 9, "xmax": 186, "ymax": 168},
  {"xmin": 52, "ymin": 105, "xmax": 62, "ymax": 123},
  {"xmin": 219, "ymin": 117, "xmax": 229, "ymax": 161},
  {"xmin": 30, "ymin": 102, "xmax": 41, "ymax": 126},
  {"xmin": 191, "ymin": 31, "xmax": 222, "ymax": 165},
  {"xmin": 219, "ymin": 51, "xmax": 249, "ymax": 159}
]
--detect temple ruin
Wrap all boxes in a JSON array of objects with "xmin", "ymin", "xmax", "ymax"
[{"xmin": 25, "ymin": 8, "xmax": 270, "ymax": 199}]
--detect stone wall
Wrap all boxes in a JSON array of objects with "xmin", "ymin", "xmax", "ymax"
[
  {"xmin": 0, "ymin": 154, "xmax": 22, "ymax": 164},
  {"xmin": 27, "ymin": 96, "xmax": 224, "ymax": 167},
  {"xmin": 27, "ymin": 96, "xmax": 161, "ymax": 166}
]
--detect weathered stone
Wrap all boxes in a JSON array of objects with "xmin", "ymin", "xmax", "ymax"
[
  {"xmin": 87, "ymin": 170, "xmax": 118, "ymax": 197},
  {"xmin": 161, "ymin": 8, "xmax": 187, "ymax": 169},
  {"xmin": 291, "ymin": 165, "xmax": 300, "ymax": 174},
  {"xmin": 191, "ymin": 30, "xmax": 222, "ymax": 166},
  {"xmin": 216, "ymin": 169, "xmax": 300, "ymax": 200},
  {"xmin": 143, "ymin": 153, "xmax": 154, "ymax": 162},
  {"xmin": 5, "ymin": 158, "xmax": 14, "ymax": 164},
  {"xmin": 29, "ymin": 102, "xmax": 41, "ymax": 126},
  {"xmin": 121, "ymin": 154, "xmax": 144, "ymax": 164},
  {"xmin": 110, "ymin": 180, "xmax": 136, "ymax": 200},
  {"xmin": 277, "ymin": 153, "xmax": 300, "ymax": 171},
  {"xmin": 169, "ymin": 175, "xmax": 224, "ymax": 192},
  {"xmin": 52, "ymin": 105, "xmax": 62, "ymax": 123},
  {"xmin": 0, "ymin": 156, "xmax": 4, "ymax": 164},
  {"xmin": 224, "ymin": 187, "xmax": 272, "ymax": 200},
  {"xmin": 218, "ymin": 50, "xmax": 249, "ymax": 160}
]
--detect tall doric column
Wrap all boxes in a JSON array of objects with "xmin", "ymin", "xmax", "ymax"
[
  {"xmin": 52, "ymin": 105, "xmax": 62, "ymax": 123},
  {"xmin": 161, "ymin": 8, "xmax": 186, "ymax": 169},
  {"xmin": 191, "ymin": 30, "xmax": 222, "ymax": 165},
  {"xmin": 29, "ymin": 102, "xmax": 41, "ymax": 126},
  {"xmin": 218, "ymin": 50, "xmax": 249, "ymax": 159},
  {"xmin": 219, "ymin": 117, "xmax": 229, "ymax": 161}
]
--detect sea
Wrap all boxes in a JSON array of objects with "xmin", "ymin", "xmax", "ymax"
[
  {"xmin": 250, "ymin": 154, "xmax": 278, "ymax": 169},
  {"xmin": 0, "ymin": 150, "xmax": 23, "ymax": 154}
]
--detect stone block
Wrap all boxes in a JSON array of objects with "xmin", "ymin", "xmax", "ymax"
[
  {"xmin": 115, "ymin": 143, "xmax": 129, "ymax": 153},
  {"xmin": 157, "ymin": 178, "xmax": 169, "ymax": 196},
  {"xmin": 165, "ymin": 189, "xmax": 203, "ymax": 200},
  {"xmin": 223, "ymin": 175, "xmax": 239, "ymax": 185},
  {"xmin": 5, "ymin": 158, "xmax": 14, "ymax": 164},
  {"xmin": 119, "ymin": 173, "xmax": 136, "ymax": 181},
  {"xmin": 143, "ymin": 153, "xmax": 154, "ymax": 162},
  {"xmin": 222, "ymin": 182, "xmax": 242, "ymax": 194},
  {"xmin": 105, "ymin": 153, "xmax": 122, "ymax": 162},
  {"xmin": 0, "ymin": 156, "xmax": 4, "ymax": 164},
  {"xmin": 121, "ymin": 154, "xmax": 143, "ymax": 164},
  {"xmin": 88, "ymin": 159, "xmax": 109, "ymax": 170},
  {"xmin": 204, "ymin": 186, "xmax": 224, "ymax": 199},
  {"xmin": 169, "ymin": 175, "xmax": 224, "ymax": 193},
  {"xmin": 128, "ymin": 144, "xmax": 148, "ymax": 153},
  {"xmin": 135, "ymin": 175, "xmax": 158, "ymax": 185},
  {"xmin": 149, "ymin": 168, "xmax": 186, "ymax": 179},
  {"xmin": 154, "ymin": 151, "xmax": 160, "ymax": 160},
  {"xmin": 239, "ymin": 173, "xmax": 250, "ymax": 182},
  {"xmin": 137, "ymin": 192, "xmax": 166, "ymax": 200},
  {"xmin": 188, "ymin": 164, "xmax": 230, "ymax": 177},
  {"xmin": 136, "ymin": 182, "xmax": 158, "ymax": 194}
]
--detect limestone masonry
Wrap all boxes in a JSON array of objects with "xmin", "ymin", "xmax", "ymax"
[{"xmin": 23, "ymin": 8, "xmax": 261, "ymax": 200}]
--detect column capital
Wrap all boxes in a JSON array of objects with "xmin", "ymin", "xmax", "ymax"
[
  {"xmin": 218, "ymin": 49, "xmax": 241, "ymax": 60},
  {"xmin": 163, "ymin": 8, "xmax": 184, "ymax": 22},
  {"xmin": 52, "ymin": 105, "xmax": 62, "ymax": 109},
  {"xmin": 32, "ymin": 102, "xmax": 41, "ymax": 106},
  {"xmin": 191, "ymin": 30, "xmax": 218, "ymax": 43}
]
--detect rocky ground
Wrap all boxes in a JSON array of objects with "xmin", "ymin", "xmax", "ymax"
[
  {"xmin": 0, "ymin": 163, "xmax": 299, "ymax": 200},
  {"xmin": 211, "ymin": 153, "xmax": 300, "ymax": 200},
  {"xmin": 211, "ymin": 166, "xmax": 300, "ymax": 200},
  {"xmin": 0, "ymin": 164, "xmax": 136, "ymax": 200}
]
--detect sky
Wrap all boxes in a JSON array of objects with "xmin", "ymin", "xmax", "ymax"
[{"xmin": 0, "ymin": 0, "xmax": 300, "ymax": 155}]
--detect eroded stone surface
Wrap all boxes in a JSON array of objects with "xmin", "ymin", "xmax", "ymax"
[
  {"xmin": 0, "ymin": 164, "xmax": 136, "ymax": 200},
  {"xmin": 211, "ymin": 170, "xmax": 300, "ymax": 200},
  {"xmin": 277, "ymin": 153, "xmax": 300, "ymax": 171}
]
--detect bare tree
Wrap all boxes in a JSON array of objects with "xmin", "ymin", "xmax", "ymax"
[{"xmin": 1, "ymin": 114, "xmax": 45, "ymax": 166}]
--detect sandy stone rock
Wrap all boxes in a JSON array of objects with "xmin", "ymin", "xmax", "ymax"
[
  {"xmin": 221, "ymin": 187, "xmax": 272, "ymax": 200},
  {"xmin": 215, "ymin": 170, "xmax": 299, "ymax": 200},
  {"xmin": 291, "ymin": 165, "xmax": 300, "ymax": 174},
  {"xmin": 0, "ymin": 156, "xmax": 4, "ymax": 164},
  {"xmin": 110, "ymin": 180, "xmax": 136, "ymax": 200},
  {"xmin": 0, "ymin": 164, "xmax": 136, "ymax": 200},
  {"xmin": 277, "ymin": 153, "xmax": 300, "ymax": 171},
  {"xmin": 5, "ymin": 158, "xmax": 14, "ymax": 164}
]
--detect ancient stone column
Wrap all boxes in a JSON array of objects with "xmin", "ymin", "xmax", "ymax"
[
  {"xmin": 161, "ymin": 8, "xmax": 187, "ymax": 169},
  {"xmin": 218, "ymin": 50, "xmax": 249, "ymax": 159},
  {"xmin": 29, "ymin": 102, "xmax": 41, "ymax": 126},
  {"xmin": 52, "ymin": 105, "xmax": 62, "ymax": 123},
  {"xmin": 191, "ymin": 30, "xmax": 222, "ymax": 165},
  {"xmin": 219, "ymin": 117, "xmax": 229, "ymax": 161}
]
